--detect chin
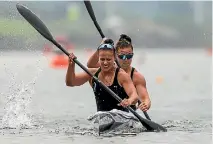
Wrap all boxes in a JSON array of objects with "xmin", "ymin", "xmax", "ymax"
[
  {"xmin": 102, "ymin": 67, "xmax": 110, "ymax": 72},
  {"xmin": 101, "ymin": 66, "xmax": 112, "ymax": 71},
  {"xmin": 121, "ymin": 64, "xmax": 130, "ymax": 68}
]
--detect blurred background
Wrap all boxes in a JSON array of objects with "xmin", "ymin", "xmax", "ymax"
[{"xmin": 0, "ymin": 1, "xmax": 211, "ymax": 51}]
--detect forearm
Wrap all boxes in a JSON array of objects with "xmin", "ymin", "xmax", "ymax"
[
  {"xmin": 138, "ymin": 91, "xmax": 151, "ymax": 109},
  {"xmin": 144, "ymin": 96, "xmax": 151, "ymax": 107},
  {"xmin": 128, "ymin": 92, "xmax": 138, "ymax": 105},
  {"xmin": 87, "ymin": 50, "xmax": 99, "ymax": 68},
  {"xmin": 66, "ymin": 64, "xmax": 76, "ymax": 86},
  {"xmin": 138, "ymin": 90, "xmax": 151, "ymax": 105}
]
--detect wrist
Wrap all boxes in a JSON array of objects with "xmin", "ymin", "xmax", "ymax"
[
  {"xmin": 68, "ymin": 63, "xmax": 75, "ymax": 68},
  {"xmin": 128, "ymin": 97, "xmax": 137, "ymax": 105}
]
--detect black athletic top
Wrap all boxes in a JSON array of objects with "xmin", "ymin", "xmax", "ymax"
[
  {"xmin": 92, "ymin": 67, "xmax": 137, "ymax": 112},
  {"xmin": 130, "ymin": 67, "xmax": 135, "ymax": 80}
]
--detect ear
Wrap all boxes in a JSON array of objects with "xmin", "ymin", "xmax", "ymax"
[{"xmin": 113, "ymin": 49, "xmax": 116, "ymax": 58}]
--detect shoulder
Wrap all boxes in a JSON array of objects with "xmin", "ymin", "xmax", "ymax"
[
  {"xmin": 118, "ymin": 68, "xmax": 129, "ymax": 77},
  {"xmin": 88, "ymin": 67, "xmax": 100, "ymax": 85},
  {"xmin": 133, "ymin": 69, "xmax": 146, "ymax": 86},
  {"xmin": 117, "ymin": 68, "xmax": 131, "ymax": 83},
  {"xmin": 89, "ymin": 68, "xmax": 100, "ymax": 75}
]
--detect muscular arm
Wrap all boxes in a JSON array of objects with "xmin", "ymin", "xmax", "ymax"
[
  {"xmin": 134, "ymin": 72, "xmax": 151, "ymax": 109},
  {"xmin": 66, "ymin": 63, "xmax": 98, "ymax": 87},
  {"xmin": 87, "ymin": 50, "xmax": 100, "ymax": 68},
  {"xmin": 117, "ymin": 69, "xmax": 138, "ymax": 105}
]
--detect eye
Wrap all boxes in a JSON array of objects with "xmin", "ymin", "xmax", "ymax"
[
  {"xmin": 100, "ymin": 58, "xmax": 105, "ymax": 61},
  {"xmin": 106, "ymin": 58, "xmax": 111, "ymax": 61}
]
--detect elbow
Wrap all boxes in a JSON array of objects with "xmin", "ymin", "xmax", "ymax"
[
  {"xmin": 87, "ymin": 61, "xmax": 93, "ymax": 68},
  {"xmin": 87, "ymin": 62, "xmax": 91, "ymax": 68},
  {"xmin": 65, "ymin": 79, "xmax": 75, "ymax": 87}
]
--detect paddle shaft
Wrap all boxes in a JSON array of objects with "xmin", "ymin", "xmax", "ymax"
[{"xmin": 144, "ymin": 111, "xmax": 151, "ymax": 120}]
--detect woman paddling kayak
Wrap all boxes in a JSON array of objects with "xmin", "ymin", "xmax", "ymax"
[
  {"xmin": 87, "ymin": 34, "xmax": 151, "ymax": 112},
  {"xmin": 65, "ymin": 41, "xmax": 139, "ymax": 112}
]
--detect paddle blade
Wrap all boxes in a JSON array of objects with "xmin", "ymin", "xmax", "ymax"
[
  {"xmin": 84, "ymin": 1, "xmax": 97, "ymax": 22},
  {"xmin": 128, "ymin": 108, "xmax": 167, "ymax": 132},
  {"xmin": 16, "ymin": 3, "xmax": 53, "ymax": 41},
  {"xmin": 16, "ymin": 3, "xmax": 70, "ymax": 56},
  {"xmin": 142, "ymin": 118, "xmax": 167, "ymax": 132},
  {"xmin": 84, "ymin": 1, "xmax": 105, "ymax": 38}
]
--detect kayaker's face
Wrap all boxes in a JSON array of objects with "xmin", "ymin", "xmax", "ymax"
[
  {"xmin": 116, "ymin": 46, "xmax": 133, "ymax": 69},
  {"xmin": 99, "ymin": 49, "xmax": 115, "ymax": 72}
]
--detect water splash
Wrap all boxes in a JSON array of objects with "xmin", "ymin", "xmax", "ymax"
[{"xmin": 0, "ymin": 58, "xmax": 43, "ymax": 130}]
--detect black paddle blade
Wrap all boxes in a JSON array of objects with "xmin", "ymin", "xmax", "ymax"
[
  {"xmin": 84, "ymin": 0, "xmax": 105, "ymax": 38},
  {"xmin": 16, "ymin": 3, "xmax": 53, "ymax": 41},
  {"xmin": 83, "ymin": 0, "xmax": 121, "ymax": 68},
  {"xmin": 141, "ymin": 118, "xmax": 167, "ymax": 132},
  {"xmin": 84, "ymin": 1, "xmax": 97, "ymax": 22},
  {"xmin": 16, "ymin": 3, "xmax": 70, "ymax": 56},
  {"xmin": 128, "ymin": 108, "xmax": 167, "ymax": 132}
]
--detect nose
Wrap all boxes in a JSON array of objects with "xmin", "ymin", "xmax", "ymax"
[
  {"xmin": 103, "ymin": 60, "xmax": 107, "ymax": 65},
  {"xmin": 123, "ymin": 57, "xmax": 128, "ymax": 61}
]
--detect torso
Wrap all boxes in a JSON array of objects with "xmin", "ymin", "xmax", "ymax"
[{"xmin": 91, "ymin": 67, "xmax": 130, "ymax": 112}]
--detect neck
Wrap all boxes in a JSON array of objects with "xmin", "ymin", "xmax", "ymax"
[
  {"xmin": 101, "ymin": 66, "xmax": 115, "ymax": 76},
  {"xmin": 122, "ymin": 66, "xmax": 132, "ymax": 73}
]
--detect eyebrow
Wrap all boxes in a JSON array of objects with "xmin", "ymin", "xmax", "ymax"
[{"xmin": 118, "ymin": 52, "xmax": 132, "ymax": 54}]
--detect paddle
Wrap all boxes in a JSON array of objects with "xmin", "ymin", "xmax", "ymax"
[
  {"xmin": 83, "ymin": 1, "xmax": 152, "ymax": 121},
  {"xmin": 83, "ymin": 1, "xmax": 121, "ymax": 68},
  {"xmin": 16, "ymin": 3, "xmax": 167, "ymax": 132}
]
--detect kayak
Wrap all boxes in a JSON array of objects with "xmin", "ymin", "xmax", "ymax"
[
  {"xmin": 50, "ymin": 54, "xmax": 69, "ymax": 68},
  {"xmin": 87, "ymin": 109, "xmax": 145, "ymax": 134}
]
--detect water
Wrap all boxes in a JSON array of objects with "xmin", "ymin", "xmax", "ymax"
[{"xmin": 0, "ymin": 48, "xmax": 211, "ymax": 144}]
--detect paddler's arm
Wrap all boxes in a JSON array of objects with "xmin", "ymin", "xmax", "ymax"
[
  {"xmin": 117, "ymin": 69, "xmax": 138, "ymax": 105},
  {"xmin": 87, "ymin": 50, "xmax": 100, "ymax": 68},
  {"xmin": 66, "ymin": 53, "xmax": 97, "ymax": 86},
  {"xmin": 87, "ymin": 38, "xmax": 108, "ymax": 68},
  {"xmin": 134, "ymin": 72, "xmax": 151, "ymax": 111}
]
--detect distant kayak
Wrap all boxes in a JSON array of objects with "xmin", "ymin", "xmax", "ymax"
[
  {"xmin": 42, "ymin": 35, "xmax": 74, "ymax": 69},
  {"xmin": 50, "ymin": 54, "xmax": 69, "ymax": 68}
]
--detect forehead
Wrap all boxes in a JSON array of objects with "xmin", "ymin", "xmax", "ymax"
[
  {"xmin": 99, "ymin": 49, "xmax": 114, "ymax": 57},
  {"xmin": 117, "ymin": 46, "xmax": 132, "ymax": 54}
]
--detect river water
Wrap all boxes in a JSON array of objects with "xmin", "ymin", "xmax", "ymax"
[{"xmin": 0, "ymin": 48, "xmax": 211, "ymax": 144}]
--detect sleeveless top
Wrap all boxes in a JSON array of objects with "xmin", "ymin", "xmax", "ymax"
[{"xmin": 92, "ymin": 67, "xmax": 137, "ymax": 112}]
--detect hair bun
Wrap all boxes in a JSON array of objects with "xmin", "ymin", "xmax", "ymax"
[
  {"xmin": 119, "ymin": 34, "xmax": 131, "ymax": 43},
  {"xmin": 104, "ymin": 38, "xmax": 114, "ymax": 45}
]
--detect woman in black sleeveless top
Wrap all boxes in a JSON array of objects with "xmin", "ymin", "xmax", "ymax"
[
  {"xmin": 66, "ymin": 43, "xmax": 139, "ymax": 112},
  {"xmin": 87, "ymin": 35, "xmax": 151, "ymax": 112}
]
